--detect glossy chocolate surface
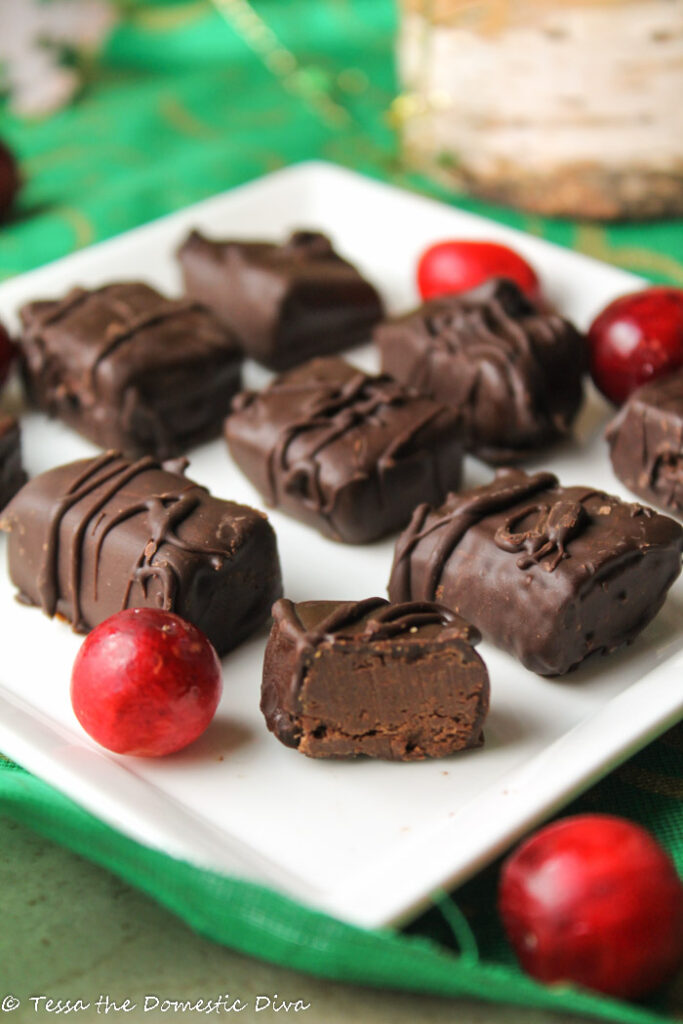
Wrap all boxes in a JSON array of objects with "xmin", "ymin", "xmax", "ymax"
[
  {"xmin": 177, "ymin": 229, "xmax": 383, "ymax": 370},
  {"xmin": 389, "ymin": 468, "xmax": 683, "ymax": 675},
  {"xmin": 18, "ymin": 282, "xmax": 242, "ymax": 459},
  {"xmin": 375, "ymin": 278, "xmax": 586, "ymax": 464},
  {"xmin": 225, "ymin": 356, "xmax": 464, "ymax": 544},
  {"xmin": 0, "ymin": 414, "xmax": 27, "ymax": 510},
  {"xmin": 606, "ymin": 367, "xmax": 683, "ymax": 518},
  {"xmin": 262, "ymin": 597, "xmax": 489, "ymax": 760},
  {"xmin": 0, "ymin": 452, "xmax": 282, "ymax": 656}
]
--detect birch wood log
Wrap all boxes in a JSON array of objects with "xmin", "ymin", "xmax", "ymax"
[{"xmin": 398, "ymin": 0, "xmax": 683, "ymax": 219}]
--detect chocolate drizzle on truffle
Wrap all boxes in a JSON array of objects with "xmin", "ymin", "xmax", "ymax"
[
  {"xmin": 225, "ymin": 357, "xmax": 463, "ymax": 544},
  {"xmin": 39, "ymin": 453, "xmax": 158, "ymax": 626},
  {"xmin": 36, "ymin": 452, "xmax": 239, "ymax": 630},
  {"xmin": 1, "ymin": 453, "xmax": 282, "ymax": 655},
  {"xmin": 375, "ymin": 278, "xmax": 586, "ymax": 464},
  {"xmin": 388, "ymin": 468, "xmax": 683, "ymax": 675},
  {"xmin": 27, "ymin": 287, "xmax": 215, "ymax": 391},
  {"xmin": 494, "ymin": 499, "xmax": 589, "ymax": 571},
  {"xmin": 17, "ymin": 282, "xmax": 243, "ymax": 459},
  {"xmin": 391, "ymin": 470, "xmax": 557, "ymax": 602},
  {"xmin": 254, "ymin": 370, "xmax": 446, "ymax": 514}
]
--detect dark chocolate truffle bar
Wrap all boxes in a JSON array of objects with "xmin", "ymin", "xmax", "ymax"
[
  {"xmin": 177, "ymin": 229, "xmax": 383, "ymax": 370},
  {"xmin": 375, "ymin": 278, "xmax": 586, "ymax": 464},
  {"xmin": 262, "ymin": 597, "xmax": 490, "ymax": 760},
  {"xmin": 18, "ymin": 282, "xmax": 242, "ymax": 460},
  {"xmin": 224, "ymin": 356, "xmax": 464, "ymax": 544},
  {"xmin": 0, "ymin": 415, "xmax": 27, "ymax": 510},
  {"xmin": 0, "ymin": 452, "xmax": 282, "ymax": 656},
  {"xmin": 606, "ymin": 367, "xmax": 683, "ymax": 518},
  {"xmin": 389, "ymin": 469, "xmax": 683, "ymax": 676}
]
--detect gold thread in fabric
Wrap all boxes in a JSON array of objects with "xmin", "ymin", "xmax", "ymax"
[
  {"xmin": 575, "ymin": 226, "xmax": 683, "ymax": 286},
  {"xmin": 54, "ymin": 207, "xmax": 95, "ymax": 249},
  {"xmin": 210, "ymin": 0, "xmax": 351, "ymax": 128},
  {"xmin": 158, "ymin": 94, "xmax": 221, "ymax": 140},
  {"xmin": 616, "ymin": 765, "xmax": 683, "ymax": 800},
  {"xmin": 132, "ymin": 1, "xmax": 210, "ymax": 32}
]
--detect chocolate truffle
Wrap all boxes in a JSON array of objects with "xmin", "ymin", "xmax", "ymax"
[
  {"xmin": 606, "ymin": 367, "xmax": 683, "ymax": 518},
  {"xmin": 389, "ymin": 469, "xmax": 683, "ymax": 676},
  {"xmin": 375, "ymin": 278, "xmax": 586, "ymax": 464},
  {"xmin": 262, "ymin": 597, "xmax": 490, "ymax": 760},
  {"xmin": 0, "ymin": 452, "xmax": 282, "ymax": 656},
  {"xmin": 0, "ymin": 415, "xmax": 27, "ymax": 510},
  {"xmin": 224, "ymin": 356, "xmax": 464, "ymax": 544},
  {"xmin": 177, "ymin": 229, "xmax": 383, "ymax": 370},
  {"xmin": 17, "ymin": 282, "xmax": 243, "ymax": 460}
]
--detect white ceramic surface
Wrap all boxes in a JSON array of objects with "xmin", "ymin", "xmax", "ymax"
[{"xmin": 0, "ymin": 162, "xmax": 681, "ymax": 929}]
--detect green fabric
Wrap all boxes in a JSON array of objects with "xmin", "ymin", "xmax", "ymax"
[
  {"xmin": 0, "ymin": 2, "xmax": 682, "ymax": 1021},
  {"xmin": 1, "ymin": 0, "xmax": 682, "ymax": 282},
  {"xmin": 1, "ymin": 737, "xmax": 681, "ymax": 1024}
]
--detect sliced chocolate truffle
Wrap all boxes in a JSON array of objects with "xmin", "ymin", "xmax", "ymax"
[
  {"xmin": 375, "ymin": 278, "xmax": 586, "ymax": 464},
  {"xmin": 0, "ymin": 415, "xmax": 27, "ymax": 510},
  {"xmin": 606, "ymin": 367, "xmax": 683, "ymax": 518},
  {"xmin": 177, "ymin": 229, "xmax": 383, "ymax": 370},
  {"xmin": 262, "ymin": 597, "xmax": 490, "ymax": 760},
  {"xmin": 224, "ymin": 356, "xmax": 464, "ymax": 544},
  {"xmin": 0, "ymin": 452, "xmax": 282, "ymax": 656},
  {"xmin": 389, "ymin": 469, "xmax": 683, "ymax": 676},
  {"xmin": 17, "ymin": 282, "xmax": 242, "ymax": 460}
]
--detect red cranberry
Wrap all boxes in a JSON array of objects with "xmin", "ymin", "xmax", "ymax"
[
  {"xmin": 71, "ymin": 609, "xmax": 223, "ymax": 757},
  {"xmin": 417, "ymin": 240, "xmax": 540, "ymax": 303},
  {"xmin": 588, "ymin": 287, "xmax": 683, "ymax": 404},
  {"xmin": 499, "ymin": 814, "xmax": 683, "ymax": 999},
  {"xmin": 0, "ymin": 322, "xmax": 15, "ymax": 389},
  {"xmin": 0, "ymin": 140, "xmax": 20, "ymax": 220}
]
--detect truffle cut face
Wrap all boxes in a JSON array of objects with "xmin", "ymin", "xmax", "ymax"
[
  {"xmin": 606, "ymin": 367, "xmax": 683, "ymax": 518},
  {"xmin": 375, "ymin": 278, "xmax": 586, "ymax": 464},
  {"xmin": 177, "ymin": 229, "xmax": 383, "ymax": 370},
  {"xmin": 225, "ymin": 356, "xmax": 464, "ymax": 544},
  {"xmin": 0, "ymin": 414, "xmax": 27, "ymax": 511},
  {"xmin": 17, "ymin": 282, "xmax": 243, "ymax": 459},
  {"xmin": 0, "ymin": 451, "xmax": 282, "ymax": 656},
  {"xmin": 261, "ymin": 598, "xmax": 490, "ymax": 760},
  {"xmin": 389, "ymin": 468, "xmax": 683, "ymax": 675}
]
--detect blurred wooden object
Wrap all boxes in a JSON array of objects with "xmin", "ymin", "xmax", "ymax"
[{"xmin": 396, "ymin": 0, "xmax": 683, "ymax": 220}]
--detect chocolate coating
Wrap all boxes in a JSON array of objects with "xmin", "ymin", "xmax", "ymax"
[
  {"xmin": 0, "ymin": 452, "xmax": 282, "ymax": 656},
  {"xmin": 17, "ymin": 282, "xmax": 243, "ymax": 459},
  {"xmin": 375, "ymin": 278, "xmax": 586, "ymax": 464},
  {"xmin": 225, "ymin": 356, "xmax": 464, "ymax": 544},
  {"xmin": 606, "ymin": 368, "xmax": 683, "ymax": 518},
  {"xmin": 0, "ymin": 415, "xmax": 27, "ymax": 510},
  {"xmin": 389, "ymin": 469, "xmax": 683, "ymax": 675},
  {"xmin": 177, "ymin": 229, "xmax": 383, "ymax": 370},
  {"xmin": 262, "ymin": 597, "xmax": 490, "ymax": 760}
]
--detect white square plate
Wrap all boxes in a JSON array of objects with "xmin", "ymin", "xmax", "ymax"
[{"xmin": 0, "ymin": 162, "xmax": 681, "ymax": 929}]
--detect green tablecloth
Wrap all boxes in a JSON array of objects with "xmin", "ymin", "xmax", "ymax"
[{"xmin": 0, "ymin": 3, "xmax": 681, "ymax": 1022}]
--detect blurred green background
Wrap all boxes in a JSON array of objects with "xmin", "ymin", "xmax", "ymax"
[{"xmin": 1, "ymin": 0, "xmax": 682, "ymax": 283}]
